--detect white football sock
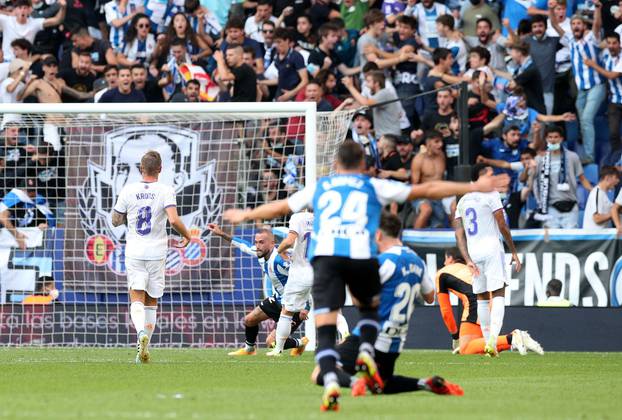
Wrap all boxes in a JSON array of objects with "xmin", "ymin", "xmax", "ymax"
[
  {"xmin": 144, "ymin": 306, "xmax": 157, "ymax": 341},
  {"xmin": 130, "ymin": 301, "xmax": 145, "ymax": 336},
  {"xmin": 489, "ymin": 296, "xmax": 505, "ymax": 347},
  {"xmin": 477, "ymin": 299, "xmax": 491, "ymax": 343},
  {"xmin": 274, "ymin": 314, "xmax": 293, "ymax": 352},
  {"xmin": 336, "ymin": 313, "xmax": 349, "ymax": 339}
]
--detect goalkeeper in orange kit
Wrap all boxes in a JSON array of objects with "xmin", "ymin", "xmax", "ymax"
[{"xmin": 436, "ymin": 248, "xmax": 544, "ymax": 356}]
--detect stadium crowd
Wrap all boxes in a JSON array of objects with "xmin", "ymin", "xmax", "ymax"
[{"xmin": 2, "ymin": 0, "xmax": 622, "ymax": 235}]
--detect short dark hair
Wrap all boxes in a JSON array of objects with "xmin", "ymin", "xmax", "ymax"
[
  {"xmin": 318, "ymin": 23, "xmax": 339, "ymax": 40},
  {"xmin": 432, "ymin": 47, "xmax": 452, "ymax": 65},
  {"xmin": 436, "ymin": 14, "xmax": 454, "ymax": 29},
  {"xmin": 510, "ymin": 40, "xmax": 530, "ymax": 56},
  {"xmin": 242, "ymin": 45, "xmax": 256, "ymax": 58},
  {"xmin": 117, "ymin": 66, "xmax": 131, "ymax": 74},
  {"xmin": 257, "ymin": 0, "xmax": 272, "ymax": 6},
  {"xmin": 599, "ymin": 166, "xmax": 620, "ymax": 180},
  {"xmin": 469, "ymin": 46, "xmax": 490, "ymax": 65},
  {"xmin": 545, "ymin": 125, "xmax": 564, "ymax": 138},
  {"xmin": 364, "ymin": 9, "xmax": 385, "ymax": 27},
  {"xmin": 103, "ymin": 64, "xmax": 117, "ymax": 74},
  {"xmin": 379, "ymin": 211, "xmax": 402, "ymax": 239},
  {"xmin": 170, "ymin": 38, "xmax": 186, "ymax": 48},
  {"xmin": 14, "ymin": 0, "xmax": 32, "ymax": 8},
  {"xmin": 187, "ymin": 78, "xmax": 200, "ymax": 87},
  {"xmin": 78, "ymin": 51, "xmax": 92, "ymax": 59},
  {"xmin": 336, "ymin": 139, "xmax": 365, "ymax": 170},
  {"xmin": 141, "ymin": 151, "xmax": 162, "ymax": 176},
  {"xmin": 503, "ymin": 125, "xmax": 521, "ymax": 135},
  {"xmin": 531, "ymin": 14, "xmax": 548, "ymax": 28},
  {"xmin": 71, "ymin": 26, "xmax": 90, "ymax": 38},
  {"xmin": 365, "ymin": 70, "xmax": 385, "ymax": 89},
  {"xmin": 130, "ymin": 64, "xmax": 145, "ymax": 72},
  {"xmin": 425, "ymin": 130, "xmax": 443, "ymax": 142},
  {"xmin": 546, "ymin": 279, "xmax": 563, "ymax": 297},
  {"xmin": 396, "ymin": 15, "xmax": 417, "ymax": 29},
  {"xmin": 471, "ymin": 163, "xmax": 491, "ymax": 181},
  {"xmin": 445, "ymin": 247, "xmax": 465, "ymax": 264},
  {"xmin": 606, "ymin": 32, "xmax": 621, "ymax": 42},
  {"xmin": 273, "ymin": 27, "xmax": 293, "ymax": 41},
  {"xmin": 362, "ymin": 61, "xmax": 379, "ymax": 73},
  {"xmin": 225, "ymin": 16, "xmax": 245, "ymax": 30},
  {"xmin": 521, "ymin": 147, "xmax": 537, "ymax": 158},
  {"xmin": 476, "ymin": 17, "xmax": 493, "ymax": 29},
  {"xmin": 184, "ymin": 0, "xmax": 200, "ymax": 13},
  {"xmin": 10, "ymin": 38, "xmax": 32, "ymax": 53}
]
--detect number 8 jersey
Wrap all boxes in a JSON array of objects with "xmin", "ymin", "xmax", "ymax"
[
  {"xmin": 287, "ymin": 174, "xmax": 411, "ymax": 260},
  {"xmin": 113, "ymin": 181, "xmax": 177, "ymax": 260},
  {"xmin": 455, "ymin": 191, "xmax": 504, "ymax": 261}
]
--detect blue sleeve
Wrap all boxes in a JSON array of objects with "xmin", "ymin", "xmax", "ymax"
[
  {"xmin": 231, "ymin": 237, "xmax": 257, "ymax": 256},
  {"xmin": 528, "ymin": 108, "xmax": 538, "ymax": 125},
  {"xmin": 480, "ymin": 139, "xmax": 496, "ymax": 156},
  {"xmin": 0, "ymin": 190, "xmax": 20, "ymax": 210},
  {"xmin": 534, "ymin": 0, "xmax": 548, "ymax": 9},
  {"xmin": 293, "ymin": 51, "xmax": 305, "ymax": 71},
  {"xmin": 496, "ymin": 103, "xmax": 505, "ymax": 114},
  {"xmin": 252, "ymin": 40, "xmax": 262, "ymax": 59}
]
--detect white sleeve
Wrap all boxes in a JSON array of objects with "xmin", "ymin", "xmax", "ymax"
[
  {"xmin": 163, "ymin": 186, "xmax": 176, "ymax": 209},
  {"xmin": 33, "ymin": 18, "xmax": 45, "ymax": 32},
  {"xmin": 113, "ymin": 189, "xmax": 127, "ymax": 214},
  {"xmin": 104, "ymin": 3, "xmax": 117, "ymax": 24},
  {"xmin": 616, "ymin": 189, "xmax": 622, "ymax": 206},
  {"xmin": 489, "ymin": 192, "xmax": 504, "ymax": 213},
  {"xmin": 288, "ymin": 213, "xmax": 302, "ymax": 235},
  {"xmin": 370, "ymin": 178, "xmax": 411, "ymax": 206},
  {"xmin": 614, "ymin": 57, "xmax": 622, "ymax": 73},
  {"xmin": 378, "ymin": 258, "xmax": 396, "ymax": 284},
  {"xmin": 287, "ymin": 185, "xmax": 315, "ymax": 213},
  {"xmin": 420, "ymin": 265, "xmax": 434, "ymax": 295}
]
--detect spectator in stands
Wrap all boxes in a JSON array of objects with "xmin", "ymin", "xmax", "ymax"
[
  {"xmin": 549, "ymin": 3, "xmax": 607, "ymax": 164},
  {"xmin": 410, "ymin": 130, "xmax": 447, "ymax": 228},
  {"xmin": 104, "ymin": 0, "xmax": 145, "ymax": 53},
  {"xmin": 316, "ymin": 69, "xmax": 341, "ymax": 108},
  {"xmin": 25, "ymin": 144, "xmax": 64, "ymax": 210},
  {"xmin": 258, "ymin": 168, "xmax": 288, "ymax": 206},
  {"xmin": 117, "ymin": 13, "xmax": 157, "ymax": 69},
  {"xmin": 183, "ymin": 0, "xmax": 222, "ymax": 45},
  {"xmin": 295, "ymin": 14, "xmax": 316, "ymax": 52},
  {"xmin": 376, "ymin": 134, "xmax": 406, "ymax": 180},
  {"xmin": 582, "ymin": 32, "xmax": 622, "ymax": 160},
  {"xmin": 537, "ymin": 279, "xmax": 572, "ymax": 307},
  {"xmin": 307, "ymin": 23, "xmax": 360, "ymax": 78},
  {"xmin": 342, "ymin": 71, "xmax": 401, "ymax": 137},
  {"xmin": 99, "ymin": 66, "xmax": 146, "ymax": 102},
  {"xmin": 0, "ymin": 59, "xmax": 29, "ymax": 111},
  {"xmin": 0, "ymin": 122, "xmax": 30, "ymax": 194},
  {"xmin": 583, "ymin": 166, "xmax": 620, "ymax": 229},
  {"xmin": 340, "ymin": 0, "xmax": 372, "ymax": 32},
  {"xmin": 131, "ymin": 64, "xmax": 163, "ymax": 102},
  {"xmin": 493, "ymin": 40, "xmax": 545, "ymax": 114},
  {"xmin": 435, "ymin": 14, "xmax": 467, "ymax": 74},
  {"xmin": 464, "ymin": 46, "xmax": 493, "ymax": 82},
  {"xmin": 464, "ymin": 17, "xmax": 508, "ymax": 72},
  {"xmin": 420, "ymin": 88, "xmax": 455, "ymax": 139},
  {"xmin": 532, "ymin": 125, "xmax": 592, "ymax": 229},
  {"xmin": 467, "ymin": 71, "xmax": 497, "ymax": 129},
  {"xmin": 260, "ymin": 20, "xmax": 276, "ymax": 70},
  {"xmin": 214, "ymin": 44, "xmax": 257, "ymax": 102},
  {"xmin": 308, "ymin": 0, "xmax": 341, "ymax": 29},
  {"xmin": 70, "ymin": 27, "xmax": 116, "ymax": 76},
  {"xmin": 462, "ymin": 0, "xmax": 500, "ymax": 39},
  {"xmin": 0, "ymin": 177, "xmax": 55, "ymax": 250},
  {"xmin": 523, "ymin": 15, "xmax": 559, "ymax": 114},
  {"xmin": 350, "ymin": 110, "xmax": 381, "ymax": 169},
  {"xmin": 185, "ymin": 79, "xmax": 201, "ymax": 102},
  {"xmin": 161, "ymin": 13, "xmax": 211, "ymax": 64},
  {"xmin": 93, "ymin": 65, "xmax": 118, "ymax": 101},
  {"xmin": 356, "ymin": 9, "xmax": 386, "ymax": 69},
  {"xmin": 158, "ymin": 39, "xmax": 190, "ymax": 101},
  {"xmin": 0, "ymin": 0, "xmax": 66, "ymax": 62},
  {"xmin": 58, "ymin": 52, "xmax": 94, "ymax": 100},
  {"xmin": 421, "ymin": 48, "xmax": 461, "ymax": 111},
  {"xmin": 267, "ymin": 28, "xmax": 308, "ymax": 102},
  {"xmin": 245, "ymin": 0, "xmax": 278, "ymax": 43},
  {"xmin": 409, "ymin": 0, "xmax": 449, "ymax": 49},
  {"xmin": 378, "ymin": 136, "xmax": 414, "ymax": 182},
  {"xmin": 301, "ymin": 79, "xmax": 333, "ymax": 111},
  {"xmin": 220, "ymin": 17, "xmax": 264, "ymax": 74},
  {"xmin": 262, "ymin": 122, "xmax": 296, "ymax": 178}
]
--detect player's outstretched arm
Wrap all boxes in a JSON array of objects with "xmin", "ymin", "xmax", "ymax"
[
  {"xmin": 493, "ymin": 210, "xmax": 522, "ymax": 273},
  {"xmin": 165, "ymin": 206, "xmax": 192, "ymax": 247},
  {"xmin": 207, "ymin": 223, "xmax": 233, "ymax": 243},
  {"xmin": 111, "ymin": 210, "xmax": 127, "ymax": 227},
  {"xmin": 277, "ymin": 231, "xmax": 298, "ymax": 255},
  {"xmin": 224, "ymin": 199, "xmax": 292, "ymax": 225},
  {"xmin": 407, "ymin": 174, "xmax": 510, "ymax": 201}
]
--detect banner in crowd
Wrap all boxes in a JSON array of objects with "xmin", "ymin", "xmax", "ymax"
[
  {"xmin": 63, "ymin": 123, "xmax": 238, "ymax": 293},
  {"xmin": 402, "ymin": 229, "xmax": 622, "ymax": 307}
]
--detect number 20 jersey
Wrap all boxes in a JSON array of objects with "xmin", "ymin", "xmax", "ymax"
[
  {"xmin": 455, "ymin": 191, "xmax": 504, "ymax": 261},
  {"xmin": 113, "ymin": 181, "xmax": 177, "ymax": 260},
  {"xmin": 287, "ymin": 174, "xmax": 411, "ymax": 260}
]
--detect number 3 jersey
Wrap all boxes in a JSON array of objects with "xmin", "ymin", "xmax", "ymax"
[
  {"xmin": 455, "ymin": 191, "xmax": 504, "ymax": 262},
  {"xmin": 287, "ymin": 174, "xmax": 411, "ymax": 260},
  {"xmin": 113, "ymin": 181, "xmax": 177, "ymax": 260},
  {"xmin": 376, "ymin": 245, "xmax": 433, "ymax": 353}
]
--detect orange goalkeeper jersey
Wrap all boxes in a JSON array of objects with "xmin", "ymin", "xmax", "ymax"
[{"xmin": 435, "ymin": 263, "xmax": 478, "ymax": 336}]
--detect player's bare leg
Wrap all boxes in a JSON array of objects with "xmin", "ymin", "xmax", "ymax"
[
  {"xmin": 129, "ymin": 289, "xmax": 150, "ymax": 364},
  {"xmin": 315, "ymin": 310, "xmax": 341, "ymax": 411},
  {"xmin": 486, "ymin": 288, "xmax": 506, "ymax": 357},
  {"xmin": 228, "ymin": 306, "xmax": 269, "ymax": 356}
]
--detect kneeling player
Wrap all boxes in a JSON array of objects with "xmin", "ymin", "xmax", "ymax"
[
  {"xmin": 310, "ymin": 213, "xmax": 464, "ymax": 396},
  {"xmin": 437, "ymin": 247, "xmax": 543, "ymax": 355},
  {"xmin": 112, "ymin": 151, "xmax": 192, "ymax": 363},
  {"xmin": 208, "ymin": 223, "xmax": 307, "ymax": 355}
]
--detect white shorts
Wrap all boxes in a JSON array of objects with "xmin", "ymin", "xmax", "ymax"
[
  {"xmin": 125, "ymin": 258, "xmax": 166, "ymax": 298},
  {"xmin": 472, "ymin": 252, "xmax": 508, "ymax": 295},
  {"xmin": 281, "ymin": 266, "xmax": 313, "ymax": 312}
]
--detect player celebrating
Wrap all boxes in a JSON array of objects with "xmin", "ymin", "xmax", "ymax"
[
  {"xmin": 224, "ymin": 140, "xmax": 508, "ymax": 411},
  {"xmin": 267, "ymin": 211, "xmax": 349, "ymax": 356},
  {"xmin": 454, "ymin": 163, "xmax": 521, "ymax": 357},
  {"xmin": 311, "ymin": 212, "xmax": 464, "ymax": 396},
  {"xmin": 111, "ymin": 150, "xmax": 191, "ymax": 364},
  {"xmin": 437, "ymin": 247, "xmax": 543, "ymax": 355},
  {"xmin": 207, "ymin": 223, "xmax": 308, "ymax": 356}
]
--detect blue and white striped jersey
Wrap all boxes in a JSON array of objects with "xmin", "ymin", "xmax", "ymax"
[
  {"xmin": 0, "ymin": 188, "xmax": 55, "ymax": 228},
  {"xmin": 231, "ymin": 237, "xmax": 289, "ymax": 299},
  {"xmin": 104, "ymin": 1, "xmax": 130, "ymax": 52},
  {"xmin": 563, "ymin": 31, "xmax": 604, "ymax": 90},
  {"xmin": 287, "ymin": 175, "xmax": 411, "ymax": 260},
  {"xmin": 375, "ymin": 246, "xmax": 433, "ymax": 354},
  {"xmin": 603, "ymin": 51, "xmax": 622, "ymax": 104}
]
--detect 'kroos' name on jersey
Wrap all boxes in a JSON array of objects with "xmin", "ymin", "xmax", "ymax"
[
  {"xmin": 321, "ymin": 177, "xmax": 364, "ymax": 190},
  {"xmin": 135, "ymin": 192, "xmax": 156, "ymax": 200}
]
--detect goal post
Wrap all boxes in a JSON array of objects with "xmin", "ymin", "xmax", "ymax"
[{"xmin": 0, "ymin": 102, "xmax": 355, "ymax": 347}]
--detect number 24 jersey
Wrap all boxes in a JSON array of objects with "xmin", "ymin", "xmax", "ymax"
[{"xmin": 113, "ymin": 181, "xmax": 177, "ymax": 260}]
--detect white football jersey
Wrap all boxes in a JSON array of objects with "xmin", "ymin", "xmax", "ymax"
[
  {"xmin": 455, "ymin": 191, "xmax": 504, "ymax": 261},
  {"xmin": 288, "ymin": 211, "xmax": 314, "ymax": 270},
  {"xmin": 113, "ymin": 181, "xmax": 177, "ymax": 260}
]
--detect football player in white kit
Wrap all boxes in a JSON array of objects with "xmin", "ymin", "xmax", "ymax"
[
  {"xmin": 454, "ymin": 164, "xmax": 521, "ymax": 357},
  {"xmin": 111, "ymin": 151, "xmax": 192, "ymax": 363},
  {"xmin": 266, "ymin": 211, "xmax": 349, "ymax": 356}
]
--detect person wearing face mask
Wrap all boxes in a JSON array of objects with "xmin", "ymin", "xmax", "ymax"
[{"xmin": 531, "ymin": 125, "xmax": 593, "ymax": 228}]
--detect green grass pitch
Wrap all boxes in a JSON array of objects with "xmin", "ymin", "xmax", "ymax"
[{"xmin": 0, "ymin": 349, "xmax": 620, "ymax": 420}]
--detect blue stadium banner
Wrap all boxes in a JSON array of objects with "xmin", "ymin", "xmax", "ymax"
[{"xmin": 401, "ymin": 229, "xmax": 622, "ymax": 307}]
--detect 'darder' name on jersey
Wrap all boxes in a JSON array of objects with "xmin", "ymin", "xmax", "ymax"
[
  {"xmin": 287, "ymin": 174, "xmax": 411, "ymax": 260},
  {"xmin": 375, "ymin": 245, "xmax": 433, "ymax": 354},
  {"xmin": 288, "ymin": 211, "xmax": 314, "ymax": 270},
  {"xmin": 113, "ymin": 181, "xmax": 176, "ymax": 260},
  {"xmin": 455, "ymin": 191, "xmax": 504, "ymax": 261}
]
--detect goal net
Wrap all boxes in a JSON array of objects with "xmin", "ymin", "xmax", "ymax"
[{"xmin": 0, "ymin": 103, "xmax": 355, "ymax": 347}]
